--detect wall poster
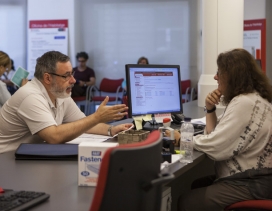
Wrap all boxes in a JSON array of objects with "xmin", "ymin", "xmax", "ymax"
[
  {"xmin": 243, "ymin": 19, "xmax": 266, "ymax": 73},
  {"xmin": 27, "ymin": 20, "xmax": 68, "ymax": 79}
]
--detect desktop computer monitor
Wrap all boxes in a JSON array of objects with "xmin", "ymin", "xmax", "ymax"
[{"xmin": 125, "ymin": 64, "xmax": 183, "ymax": 123}]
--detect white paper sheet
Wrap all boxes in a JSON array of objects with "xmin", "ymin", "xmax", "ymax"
[
  {"xmin": 191, "ymin": 116, "xmax": 206, "ymax": 125},
  {"xmin": 67, "ymin": 133, "xmax": 110, "ymax": 144},
  {"xmin": 161, "ymin": 154, "xmax": 181, "ymax": 170}
]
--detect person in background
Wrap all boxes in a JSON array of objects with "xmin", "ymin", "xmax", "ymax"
[
  {"xmin": 0, "ymin": 51, "xmax": 133, "ymax": 153},
  {"xmin": 137, "ymin": 56, "xmax": 149, "ymax": 65},
  {"xmin": 0, "ymin": 51, "xmax": 27, "ymax": 108},
  {"xmin": 71, "ymin": 52, "xmax": 96, "ymax": 97},
  {"xmin": 122, "ymin": 56, "xmax": 149, "ymax": 92},
  {"xmin": 0, "ymin": 51, "xmax": 12, "ymax": 108},
  {"xmin": 1, "ymin": 59, "xmax": 18, "ymax": 95},
  {"xmin": 166, "ymin": 48, "xmax": 272, "ymax": 211}
]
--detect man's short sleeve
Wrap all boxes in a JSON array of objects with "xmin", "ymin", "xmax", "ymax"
[
  {"xmin": 17, "ymin": 95, "xmax": 57, "ymax": 135},
  {"xmin": 62, "ymin": 97, "xmax": 86, "ymax": 123}
]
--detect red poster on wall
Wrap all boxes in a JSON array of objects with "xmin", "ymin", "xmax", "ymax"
[{"xmin": 243, "ymin": 19, "xmax": 266, "ymax": 72}]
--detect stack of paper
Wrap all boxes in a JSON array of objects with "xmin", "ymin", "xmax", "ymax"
[{"xmin": 191, "ymin": 116, "xmax": 206, "ymax": 125}]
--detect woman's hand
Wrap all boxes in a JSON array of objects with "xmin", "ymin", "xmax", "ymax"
[
  {"xmin": 21, "ymin": 78, "xmax": 28, "ymax": 87},
  {"xmin": 205, "ymin": 89, "xmax": 222, "ymax": 110},
  {"xmin": 165, "ymin": 129, "xmax": 180, "ymax": 146}
]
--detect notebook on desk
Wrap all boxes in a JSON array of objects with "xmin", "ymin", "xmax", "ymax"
[{"xmin": 15, "ymin": 143, "xmax": 78, "ymax": 160}]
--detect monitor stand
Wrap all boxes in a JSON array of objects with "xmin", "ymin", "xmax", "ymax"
[{"xmin": 143, "ymin": 121, "xmax": 162, "ymax": 131}]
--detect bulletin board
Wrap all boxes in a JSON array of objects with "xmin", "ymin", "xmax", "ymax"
[
  {"xmin": 243, "ymin": 19, "xmax": 266, "ymax": 73},
  {"xmin": 27, "ymin": 19, "xmax": 69, "ymax": 79}
]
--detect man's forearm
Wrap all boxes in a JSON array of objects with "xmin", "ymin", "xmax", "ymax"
[
  {"xmin": 38, "ymin": 113, "xmax": 101, "ymax": 144},
  {"xmin": 86, "ymin": 123, "xmax": 109, "ymax": 136}
]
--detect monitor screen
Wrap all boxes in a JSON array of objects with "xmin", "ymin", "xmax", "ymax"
[{"xmin": 125, "ymin": 64, "xmax": 183, "ymax": 118}]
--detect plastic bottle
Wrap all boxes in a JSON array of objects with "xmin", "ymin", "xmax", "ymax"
[{"xmin": 180, "ymin": 117, "xmax": 194, "ymax": 163}]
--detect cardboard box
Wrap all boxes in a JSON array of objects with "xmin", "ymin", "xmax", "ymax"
[
  {"xmin": 78, "ymin": 142, "xmax": 118, "ymax": 186},
  {"xmin": 118, "ymin": 130, "xmax": 150, "ymax": 144}
]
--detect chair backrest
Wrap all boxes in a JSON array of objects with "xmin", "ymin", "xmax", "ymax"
[
  {"xmin": 225, "ymin": 200, "xmax": 272, "ymax": 211},
  {"xmin": 180, "ymin": 79, "xmax": 191, "ymax": 95},
  {"xmin": 99, "ymin": 78, "xmax": 124, "ymax": 93},
  {"xmin": 89, "ymin": 130, "xmax": 174, "ymax": 211}
]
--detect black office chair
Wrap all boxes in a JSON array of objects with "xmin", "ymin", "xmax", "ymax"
[{"xmin": 89, "ymin": 130, "xmax": 175, "ymax": 211}]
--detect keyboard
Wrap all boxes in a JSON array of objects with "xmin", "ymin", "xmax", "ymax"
[
  {"xmin": 0, "ymin": 189, "xmax": 50, "ymax": 211},
  {"xmin": 170, "ymin": 122, "xmax": 205, "ymax": 135},
  {"xmin": 143, "ymin": 121, "xmax": 205, "ymax": 135},
  {"xmin": 192, "ymin": 124, "xmax": 205, "ymax": 135}
]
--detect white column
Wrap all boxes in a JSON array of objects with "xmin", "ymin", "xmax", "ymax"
[{"xmin": 198, "ymin": 0, "xmax": 244, "ymax": 107}]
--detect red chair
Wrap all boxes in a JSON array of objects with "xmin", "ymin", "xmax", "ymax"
[
  {"xmin": 89, "ymin": 130, "xmax": 174, "ymax": 211},
  {"xmin": 180, "ymin": 80, "xmax": 196, "ymax": 103},
  {"xmin": 225, "ymin": 200, "xmax": 272, "ymax": 211},
  {"xmin": 85, "ymin": 78, "xmax": 124, "ymax": 115}
]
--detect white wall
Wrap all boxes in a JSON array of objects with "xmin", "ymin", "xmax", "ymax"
[
  {"xmin": 78, "ymin": 0, "xmax": 199, "ymax": 87},
  {"xmin": 1, "ymin": 0, "xmax": 270, "ymax": 85},
  {"xmin": 3, "ymin": 0, "xmax": 198, "ymax": 88},
  {"xmin": 244, "ymin": 0, "xmax": 266, "ymax": 19},
  {"xmin": 0, "ymin": 0, "xmax": 27, "ymax": 70}
]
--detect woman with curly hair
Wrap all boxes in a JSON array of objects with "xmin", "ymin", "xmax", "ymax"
[{"xmin": 168, "ymin": 48, "xmax": 272, "ymax": 211}]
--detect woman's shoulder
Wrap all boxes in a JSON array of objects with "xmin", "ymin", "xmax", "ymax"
[
  {"xmin": 231, "ymin": 92, "xmax": 269, "ymax": 107},
  {"xmin": 234, "ymin": 92, "xmax": 264, "ymax": 100}
]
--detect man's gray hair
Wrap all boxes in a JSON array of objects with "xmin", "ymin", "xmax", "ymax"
[{"xmin": 34, "ymin": 51, "xmax": 70, "ymax": 80}]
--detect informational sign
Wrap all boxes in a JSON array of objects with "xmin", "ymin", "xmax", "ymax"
[
  {"xmin": 27, "ymin": 19, "xmax": 68, "ymax": 79},
  {"xmin": 243, "ymin": 19, "xmax": 266, "ymax": 72}
]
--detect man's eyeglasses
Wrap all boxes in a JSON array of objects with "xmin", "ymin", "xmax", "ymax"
[
  {"xmin": 47, "ymin": 70, "xmax": 75, "ymax": 81},
  {"xmin": 78, "ymin": 60, "xmax": 86, "ymax": 63}
]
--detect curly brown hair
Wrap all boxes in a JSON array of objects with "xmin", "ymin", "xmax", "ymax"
[{"xmin": 217, "ymin": 48, "xmax": 272, "ymax": 104}]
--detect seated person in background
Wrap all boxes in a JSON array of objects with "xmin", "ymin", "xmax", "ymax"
[
  {"xmin": 0, "ymin": 51, "xmax": 28, "ymax": 108},
  {"xmin": 137, "ymin": 56, "xmax": 149, "ymax": 65},
  {"xmin": 122, "ymin": 56, "xmax": 149, "ymax": 92},
  {"xmin": 71, "ymin": 51, "xmax": 95, "ymax": 97},
  {"xmin": 166, "ymin": 48, "xmax": 272, "ymax": 211},
  {"xmin": 1, "ymin": 59, "xmax": 18, "ymax": 95},
  {"xmin": 0, "ymin": 51, "xmax": 132, "ymax": 153}
]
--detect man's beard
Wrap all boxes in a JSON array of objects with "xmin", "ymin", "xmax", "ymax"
[{"xmin": 50, "ymin": 81, "xmax": 73, "ymax": 99}]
